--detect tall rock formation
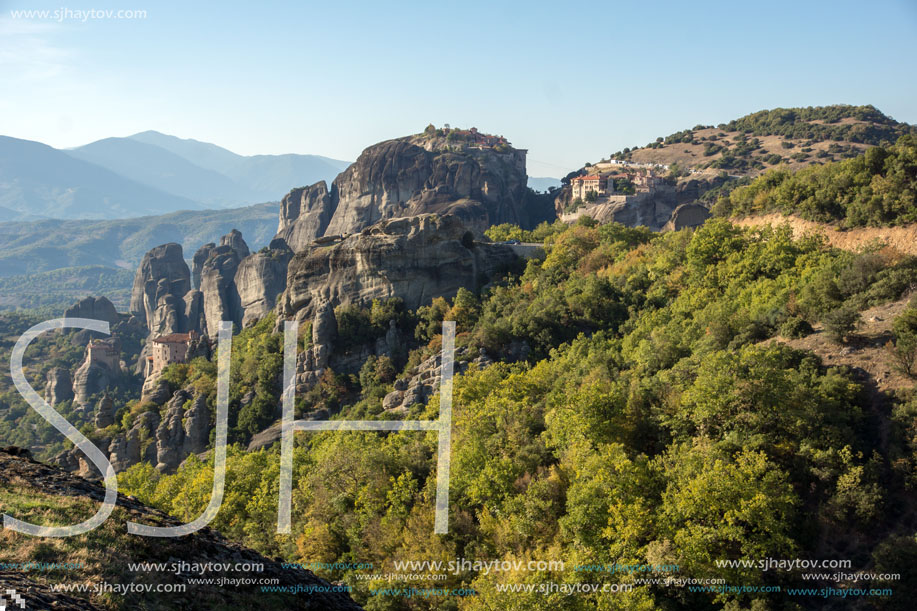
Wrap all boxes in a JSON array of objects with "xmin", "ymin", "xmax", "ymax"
[
  {"xmin": 153, "ymin": 388, "xmax": 211, "ymax": 472},
  {"xmin": 135, "ymin": 230, "xmax": 286, "ymax": 341},
  {"xmin": 200, "ymin": 246, "xmax": 244, "ymax": 336},
  {"xmin": 64, "ymin": 296, "xmax": 120, "ymax": 326},
  {"xmin": 275, "ymin": 183, "xmax": 334, "ymax": 252},
  {"xmin": 191, "ymin": 243, "xmax": 216, "ymax": 290},
  {"xmin": 130, "ymin": 243, "xmax": 191, "ymax": 336},
  {"xmin": 278, "ymin": 214, "xmax": 518, "ymax": 321},
  {"xmin": 235, "ymin": 242, "xmax": 293, "ymax": 326},
  {"xmin": 94, "ymin": 393, "xmax": 116, "ymax": 428},
  {"xmin": 275, "ymin": 131, "xmax": 553, "ymax": 252},
  {"xmin": 72, "ymin": 338, "xmax": 121, "ymax": 409},
  {"xmin": 221, "ymin": 228, "xmax": 250, "ymax": 260},
  {"xmin": 109, "ymin": 409, "xmax": 159, "ymax": 471},
  {"xmin": 44, "ymin": 367, "xmax": 74, "ymax": 406}
]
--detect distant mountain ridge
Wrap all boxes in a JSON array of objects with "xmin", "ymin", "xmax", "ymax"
[
  {"xmin": 125, "ymin": 130, "xmax": 351, "ymax": 203},
  {"xmin": 0, "ymin": 131, "xmax": 350, "ymax": 221},
  {"xmin": 0, "ymin": 136, "xmax": 202, "ymax": 220},
  {"xmin": 0, "ymin": 202, "xmax": 279, "ymax": 277}
]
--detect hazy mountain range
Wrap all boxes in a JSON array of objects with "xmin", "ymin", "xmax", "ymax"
[
  {"xmin": 0, "ymin": 131, "xmax": 351, "ymax": 221},
  {"xmin": 0, "ymin": 202, "xmax": 281, "ymax": 309}
]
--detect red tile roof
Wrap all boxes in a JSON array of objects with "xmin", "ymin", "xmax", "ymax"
[{"xmin": 153, "ymin": 332, "xmax": 194, "ymax": 344}]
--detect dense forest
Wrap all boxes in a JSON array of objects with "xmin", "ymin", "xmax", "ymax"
[
  {"xmin": 107, "ymin": 215, "xmax": 917, "ymax": 609},
  {"xmin": 714, "ymin": 135, "xmax": 917, "ymax": 226}
]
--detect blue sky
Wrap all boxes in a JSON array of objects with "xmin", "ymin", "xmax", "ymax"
[{"xmin": 1, "ymin": 0, "xmax": 915, "ymax": 177}]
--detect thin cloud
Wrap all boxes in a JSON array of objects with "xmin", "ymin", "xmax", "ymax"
[{"xmin": 0, "ymin": 18, "xmax": 72, "ymax": 81}]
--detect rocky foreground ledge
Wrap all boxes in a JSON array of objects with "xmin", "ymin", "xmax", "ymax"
[{"xmin": 0, "ymin": 447, "xmax": 363, "ymax": 610}]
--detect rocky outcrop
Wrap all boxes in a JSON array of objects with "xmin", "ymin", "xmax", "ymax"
[
  {"xmin": 150, "ymin": 387, "xmax": 212, "ymax": 473},
  {"xmin": 94, "ymin": 393, "xmax": 116, "ymax": 428},
  {"xmin": 64, "ymin": 296, "xmax": 120, "ymax": 326},
  {"xmin": 221, "ymin": 228, "xmax": 250, "ymax": 260},
  {"xmin": 182, "ymin": 394, "xmax": 210, "ymax": 456},
  {"xmin": 275, "ymin": 182, "xmax": 334, "ymax": 252},
  {"xmin": 275, "ymin": 132, "xmax": 554, "ymax": 251},
  {"xmin": 235, "ymin": 244, "xmax": 293, "ymax": 326},
  {"xmin": 141, "ymin": 376, "xmax": 172, "ymax": 404},
  {"xmin": 183, "ymin": 289, "xmax": 206, "ymax": 334},
  {"xmin": 72, "ymin": 360, "xmax": 115, "ymax": 410},
  {"xmin": 192, "ymin": 243, "xmax": 216, "ymax": 290},
  {"xmin": 383, "ymin": 346, "xmax": 493, "ymax": 413},
  {"xmin": 0, "ymin": 447, "xmax": 363, "ymax": 611},
  {"xmin": 199, "ymin": 245, "xmax": 244, "ymax": 336},
  {"xmin": 279, "ymin": 214, "xmax": 519, "ymax": 321},
  {"xmin": 662, "ymin": 202, "xmax": 711, "ymax": 231},
  {"xmin": 109, "ymin": 409, "xmax": 159, "ymax": 472},
  {"xmin": 130, "ymin": 243, "xmax": 191, "ymax": 335},
  {"xmin": 44, "ymin": 367, "xmax": 73, "ymax": 406},
  {"xmin": 154, "ymin": 390, "xmax": 190, "ymax": 472}
]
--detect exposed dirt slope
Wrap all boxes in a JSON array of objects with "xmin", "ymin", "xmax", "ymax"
[
  {"xmin": 766, "ymin": 296, "xmax": 914, "ymax": 395},
  {"xmin": 733, "ymin": 214, "xmax": 917, "ymax": 256}
]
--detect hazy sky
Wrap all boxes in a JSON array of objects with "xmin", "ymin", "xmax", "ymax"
[{"xmin": 2, "ymin": 0, "xmax": 916, "ymax": 177}]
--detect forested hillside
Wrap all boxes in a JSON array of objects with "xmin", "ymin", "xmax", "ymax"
[
  {"xmin": 714, "ymin": 134, "xmax": 917, "ymax": 227},
  {"xmin": 113, "ymin": 217, "xmax": 917, "ymax": 610},
  {"xmin": 618, "ymin": 105, "xmax": 915, "ymax": 175}
]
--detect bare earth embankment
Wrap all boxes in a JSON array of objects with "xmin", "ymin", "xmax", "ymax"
[{"xmin": 733, "ymin": 214, "xmax": 917, "ymax": 256}]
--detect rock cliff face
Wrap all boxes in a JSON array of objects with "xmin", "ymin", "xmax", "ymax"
[
  {"xmin": 191, "ymin": 243, "xmax": 216, "ymax": 290},
  {"xmin": 134, "ymin": 230, "xmax": 294, "ymax": 339},
  {"xmin": 279, "ymin": 214, "xmax": 519, "ymax": 321},
  {"xmin": 662, "ymin": 203, "xmax": 711, "ymax": 232},
  {"xmin": 153, "ymin": 389, "xmax": 210, "ymax": 472},
  {"xmin": 275, "ymin": 182, "xmax": 334, "ymax": 251},
  {"xmin": 130, "ymin": 243, "xmax": 192, "ymax": 336},
  {"xmin": 275, "ymin": 133, "xmax": 553, "ymax": 252},
  {"xmin": 64, "ymin": 296, "xmax": 119, "ymax": 326},
  {"xmin": 72, "ymin": 355, "xmax": 119, "ymax": 410},
  {"xmin": 109, "ymin": 409, "xmax": 159, "ymax": 472},
  {"xmin": 235, "ymin": 243, "xmax": 293, "ymax": 326},
  {"xmin": 44, "ymin": 367, "xmax": 74, "ymax": 406},
  {"xmin": 383, "ymin": 346, "xmax": 493, "ymax": 413},
  {"xmin": 199, "ymin": 244, "xmax": 244, "ymax": 336}
]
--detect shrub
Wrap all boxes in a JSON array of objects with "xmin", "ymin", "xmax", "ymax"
[
  {"xmin": 780, "ymin": 316, "xmax": 814, "ymax": 339},
  {"xmin": 890, "ymin": 306, "xmax": 917, "ymax": 377},
  {"xmin": 823, "ymin": 305, "xmax": 861, "ymax": 343}
]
